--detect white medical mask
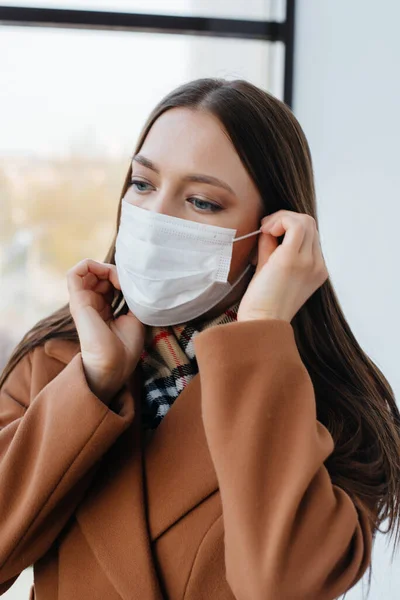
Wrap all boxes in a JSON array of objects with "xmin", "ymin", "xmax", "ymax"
[{"xmin": 115, "ymin": 199, "xmax": 262, "ymax": 326}]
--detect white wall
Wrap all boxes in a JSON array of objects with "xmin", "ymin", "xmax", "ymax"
[{"xmin": 293, "ymin": 1, "xmax": 400, "ymax": 598}]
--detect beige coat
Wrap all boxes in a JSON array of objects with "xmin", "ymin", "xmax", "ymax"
[{"xmin": 0, "ymin": 319, "xmax": 373, "ymax": 599}]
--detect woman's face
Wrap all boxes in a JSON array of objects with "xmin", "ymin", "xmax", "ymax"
[{"xmin": 123, "ymin": 107, "xmax": 265, "ymax": 321}]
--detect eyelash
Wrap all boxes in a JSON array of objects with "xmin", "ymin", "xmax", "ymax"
[{"xmin": 128, "ymin": 179, "xmax": 223, "ymax": 213}]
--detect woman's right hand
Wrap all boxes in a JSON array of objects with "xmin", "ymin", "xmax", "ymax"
[{"xmin": 67, "ymin": 259, "xmax": 145, "ymax": 403}]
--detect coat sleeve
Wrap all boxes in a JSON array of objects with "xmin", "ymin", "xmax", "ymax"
[
  {"xmin": 0, "ymin": 344, "xmax": 135, "ymax": 592},
  {"xmin": 193, "ymin": 318, "xmax": 374, "ymax": 600}
]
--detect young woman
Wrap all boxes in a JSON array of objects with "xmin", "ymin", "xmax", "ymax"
[{"xmin": 0, "ymin": 78, "xmax": 399, "ymax": 600}]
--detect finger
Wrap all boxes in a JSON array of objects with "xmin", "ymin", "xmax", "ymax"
[
  {"xmin": 67, "ymin": 259, "xmax": 106, "ymax": 295},
  {"xmin": 93, "ymin": 279, "xmax": 113, "ymax": 294},
  {"xmin": 254, "ymin": 231, "xmax": 278, "ymax": 272},
  {"xmin": 67, "ymin": 259, "xmax": 121, "ymax": 294},
  {"xmin": 260, "ymin": 209, "xmax": 286, "ymax": 227},
  {"xmin": 107, "ymin": 264, "xmax": 122, "ymax": 291},
  {"xmin": 100, "ymin": 302, "xmax": 113, "ymax": 322},
  {"xmin": 263, "ymin": 214, "xmax": 306, "ymax": 254},
  {"xmin": 104, "ymin": 286, "xmax": 117, "ymax": 307},
  {"xmin": 298, "ymin": 217, "xmax": 316, "ymax": 257},
  {"xmin": 82, "ymin": 272, "xmax": 98, "ymax": 290},
  {"xmin": 126, "ymin": 309, "xmax": 145, "ymax": 327}
]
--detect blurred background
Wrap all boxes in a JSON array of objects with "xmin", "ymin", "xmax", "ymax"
[{"xmin": 0, "ymin": 0, "xmax": 399, "ymax": 598}]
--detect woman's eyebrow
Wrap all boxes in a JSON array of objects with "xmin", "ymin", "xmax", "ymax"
[{"xmin": 132, "ymin": 153, "xmax": 236, "ymax": 196}]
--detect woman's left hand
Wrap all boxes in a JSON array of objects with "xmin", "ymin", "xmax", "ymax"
[{"xmin": 237, "ymin": 210, "xmax": 329, "ymax": 323}]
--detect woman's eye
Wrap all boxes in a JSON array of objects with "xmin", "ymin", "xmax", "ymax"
[
  {"xmin": 129, "ymin": 180, "xmax": 222, "ymax": 212},
  {"xmin": 130, "ymin": 179, "xmax": 151, "ymax": 192},
  {"xmin": 188, "ymin": 198, "xmax": 222, "ymax": 212}
]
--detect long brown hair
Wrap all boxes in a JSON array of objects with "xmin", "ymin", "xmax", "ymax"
[{"xmin": 1, "ymin": 78, "xmax": 399, "ymax": 596}]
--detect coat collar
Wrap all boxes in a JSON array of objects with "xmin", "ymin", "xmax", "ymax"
[{"xmin": 44, "ymin": 336, "xmax": 219, "ymax": 599}]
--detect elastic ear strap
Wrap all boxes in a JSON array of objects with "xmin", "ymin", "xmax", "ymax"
[{"xmin": 233, "ymin": 228, "xmax": 262, "ymax": 242}]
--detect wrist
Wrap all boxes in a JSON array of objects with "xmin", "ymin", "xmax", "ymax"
[{"xmin": 82, "ymin": 362, "xmax": 124, "ymax": 404}]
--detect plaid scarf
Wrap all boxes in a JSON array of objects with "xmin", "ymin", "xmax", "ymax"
[{"xmin": 139, "ymin": 301, "xmax": 240, "ymax": 431}]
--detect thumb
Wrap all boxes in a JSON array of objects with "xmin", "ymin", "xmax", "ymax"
[
  {"xmin": 254, "ymin": 231, "xmax": 278, "ymax": 275},
  {"xmin": 112, "ymin": 309, "xmax": 145, "ymax": 339},
  {"xmin": 125, "ymin": 309, "xmax": 146, "ymax": 330}
]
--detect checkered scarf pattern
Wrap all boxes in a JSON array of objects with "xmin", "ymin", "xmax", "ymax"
[{"xmin": 139, "ymin": 300, "xmax": 240, "ymax": 430}]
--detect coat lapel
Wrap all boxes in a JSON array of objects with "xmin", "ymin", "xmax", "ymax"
[
  {"xmin": 44, "ymin": 337, "xmax": 220, "ymax": 598},
  {"xmin": 143, "ymin": 371, "xmax": 219, "ymax": 541}
]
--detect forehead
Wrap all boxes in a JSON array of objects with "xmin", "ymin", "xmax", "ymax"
[{"xmin": 135, "ymin": 108, "xmax": 258, "ymax": 198}]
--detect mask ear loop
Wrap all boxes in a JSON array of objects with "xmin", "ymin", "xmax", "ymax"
[{"xmin": 233, "ymin": 228, "xmax": 262, "ymax": 242}]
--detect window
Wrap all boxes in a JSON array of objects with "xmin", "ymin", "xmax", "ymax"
[{"xmin": 0, "ymin": 0, "xmax": 294, "ymax": 370}]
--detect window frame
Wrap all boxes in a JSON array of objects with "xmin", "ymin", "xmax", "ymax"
[{"xmin": 0, "ymin": 1, "xmax": 296, "ymax": 106}]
